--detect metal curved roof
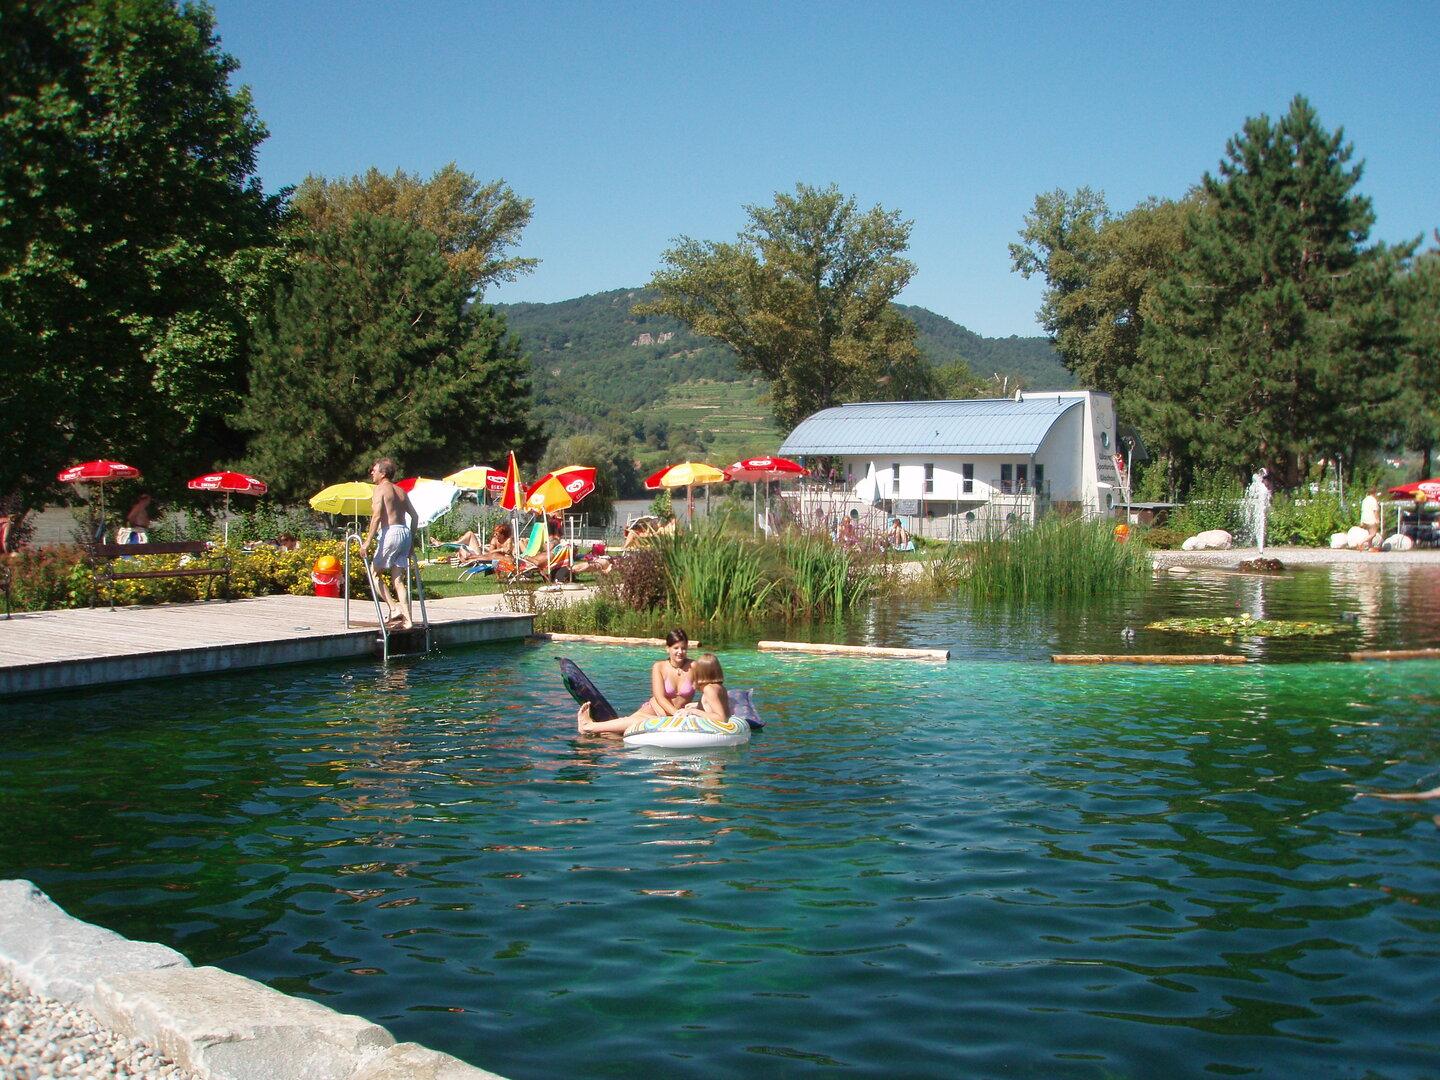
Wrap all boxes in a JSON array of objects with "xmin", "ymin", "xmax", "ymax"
[{"xmin": 779, "ymin": 397, "xmax": 1082, "ymax": 456}]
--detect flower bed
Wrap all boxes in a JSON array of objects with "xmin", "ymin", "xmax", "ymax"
[{"xmin": 4, "ymin": 541, "xmax": 366, "ymax": 612}]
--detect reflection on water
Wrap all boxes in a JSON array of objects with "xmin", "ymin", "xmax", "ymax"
[
  {"xmin": 866, "ymin": 563, "xmax": 1440, "ymax": 662},
  {"xmin": 2, "ymin": 566, "xmax": 1439, "ymax": 1078}
]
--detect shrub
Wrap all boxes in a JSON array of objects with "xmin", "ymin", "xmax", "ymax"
[
  {"xmin": 1171, "ymin": 469, "xmax": 1243, "ymax": 537},
  {"xmin": 1138, "ymin": 526, "xmax": 1184, "ymax": 550},
  {"xmin": 2, "ymin": 539, "xmax": 365, "ymax": 612}
]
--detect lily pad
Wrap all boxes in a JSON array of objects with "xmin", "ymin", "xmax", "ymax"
[{"xmin": 1144, "ymin": 615, "xmax": 1343, "ymax": 639}]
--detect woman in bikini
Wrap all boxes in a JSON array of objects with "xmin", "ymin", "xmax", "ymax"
[
  {"xmin": 578, "ymin": 651, "xmax": 730, "ymax": 737},
  {"xmin": 454, "ymin": 522, "xmax": 512, "ymax": 565}
]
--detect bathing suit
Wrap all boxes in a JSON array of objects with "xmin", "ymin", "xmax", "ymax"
[
  {"xmin": 639, "ymin": 663, "xmax": 695, "ymax": 716},
  {"xmin": 374, "ymin": 524, "xmax": 412, "ymax": 570}
]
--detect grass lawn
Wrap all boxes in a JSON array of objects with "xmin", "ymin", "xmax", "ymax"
[{"xmin": 418, "ymin": 563, "xmax": 507, "ymax": 598}]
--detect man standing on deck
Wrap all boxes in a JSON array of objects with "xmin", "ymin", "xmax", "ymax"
[{"xmin": 364, "ymin": 457, "xmax": 420, "ymax": 629}]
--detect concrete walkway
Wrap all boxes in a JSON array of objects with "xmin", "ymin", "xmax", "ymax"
[{"xmin": 0, "ymin": 592, "xmax": 534, "ymax": 697}]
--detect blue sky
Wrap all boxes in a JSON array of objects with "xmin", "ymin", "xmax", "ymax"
[{"xmin": 210, "ymin": 1, "xmax": 1438, "ymax": 339}]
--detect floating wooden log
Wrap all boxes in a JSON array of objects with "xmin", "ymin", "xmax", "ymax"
[
  {"xmin": 1052, "ymin": 654, "xmax": 1247, "ymax": 665},
  {"xmin": 1346, "ymin": 648, "xmax": 1440, "ymax": 662},
  {"xmin": 541, "ymin": 633, "xmax": 699, "ymax": 648},
  {"xmin": 756, "ymin": 641, "xmax": 949, "ymax": 661}
]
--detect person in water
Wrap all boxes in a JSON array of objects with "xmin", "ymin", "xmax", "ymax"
[
  {"xmin": 628, "ymin": 627, "xmax": 696, "ymax": 717},
  {"xmin": 578, "ymin": 652, "xmax": 731, "ymax": 737}
]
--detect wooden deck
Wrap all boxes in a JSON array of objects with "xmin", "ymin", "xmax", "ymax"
[{"xmin": 0, "ymin": 593, "xmax": 533, "ymax": 697}]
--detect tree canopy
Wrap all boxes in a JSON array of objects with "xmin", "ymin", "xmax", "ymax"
[
  {"xmin": 638, "ymin": 184, "xmax": 923, "ymax": 429},
  {"xmin": 236, "ymin": 214, "xmax": 539, "ymax": 498},
  {"xmin": 1010, "ymin": 188, "xmax": 1197, "ymax": 417},
  {"xmin": 290, "ymin": 164, "xmax": 537, "ymax": 297},
  {"xmin": 1133, "ymin": 96, "xmax": 1406, "ymax": 488},
  {"xmin": 0, "ymin": 0, "xmax": 283, "ymax": 507}
]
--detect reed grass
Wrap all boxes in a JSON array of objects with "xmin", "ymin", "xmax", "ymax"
[
  {"xmin": 961, "ymin": 514, "xmax": 1150, "ymax": 602},
  {"xmin": 655, "ymin": 520, "xmax": 778, "ymax": 624}
]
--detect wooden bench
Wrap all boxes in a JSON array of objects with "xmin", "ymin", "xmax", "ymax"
[{"xmin": 92, "ymin": 541, "xmax": 230, "ymax": 608}]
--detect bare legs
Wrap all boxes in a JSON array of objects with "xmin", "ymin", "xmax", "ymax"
[{"xmin": 576, "ymin": 701, "xmax": 643, "ymax": 737}]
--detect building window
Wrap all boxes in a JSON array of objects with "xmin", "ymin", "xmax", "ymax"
[
  {"xmin": 1000, "ymin": 463, "xmax": 1012, "ymax": 493},
  {"xmin": 1034, "ymin": 464, "xmax": 1045, "ymax": 492},
  {"xmin": 924, "ymin": 463, "xmax": 934, "ymax": 494},
  {"xmin": 891, "ymin": 463, "xmax": 900, "ymax": 496},
  {"xmin": 962, "ymin": 463, "xmax": 973, "ymax": 494},
  {"xmin": 1017, "ymin": 464, "xmax": 1028, "ymax": 492}
]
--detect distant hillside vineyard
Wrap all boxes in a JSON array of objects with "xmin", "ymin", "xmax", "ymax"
[{"xmin": 492, "ymin": 288, "xmax": 1072, "ymax": 462}]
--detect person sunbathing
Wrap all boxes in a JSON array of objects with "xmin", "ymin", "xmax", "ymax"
[{"xmin": 454, "ymin": 523, "xmax": 513, "ymax": 565}]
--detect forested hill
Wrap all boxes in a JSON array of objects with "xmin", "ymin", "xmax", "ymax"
[
  {"xmin": 493, "ymin": 288, "xmax": 1072, "ymax": 457},
  {"xmin": 894, "ymin": 304, "xmax": 1073, "ymax": 390}
]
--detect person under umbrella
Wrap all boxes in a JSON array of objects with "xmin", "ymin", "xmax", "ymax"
[{"xmin": 57, "ymin": 460, "xmax": 142, "ymax": 544}]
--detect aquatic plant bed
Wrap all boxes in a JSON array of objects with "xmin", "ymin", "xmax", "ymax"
[{"xmin": 1145, "ymin": 615, "xmax": 1344, "ymax": 638}]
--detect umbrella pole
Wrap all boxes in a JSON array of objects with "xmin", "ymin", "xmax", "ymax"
[
  {"xmin": 224, "ymin": 492, "xmax": 230, "ymax": 545},
  {"xmin": 687, "ymin": 485, "xmax": 694, "ymax": 523}
]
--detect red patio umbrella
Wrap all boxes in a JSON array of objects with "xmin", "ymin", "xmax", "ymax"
[
  {"xmin": 187, "ymin": 471, "xmax": 267, "ymax": 545},
  {"xmin": 1388, "ymin": 478, "xmax": 1440, "ymax": 500},
  {"xmin": 725, "ymin": 456, "xmax": 809, "ymax": 534},
  {"xmin": 58, "ymin": 460, "xmax": 141, "ymax": 543}
]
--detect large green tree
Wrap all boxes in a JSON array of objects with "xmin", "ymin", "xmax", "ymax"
[
  {"xmin": 1396, "ymin": 239, "xmax": 1440, "ymax": 476},
  {"xmin": 0, "ymin": 0, "xmax": 283, "ymax": 507},
  {"xmin": 236, "ymin": 215, "xmax": 538, "ymax": 497},
  {"xmin": 1009, "ymin": 187, "xmax": 1197, "ymax": 416},
  {"xmin": 638, "ymin": 183, "xmax": 922, "ymax": 429},
  {"xmin": 290, "ymin": 164, "xmax": 536, "ymax": 298},
  {"xmin": 1134, "ymin": 96, "xmax": 1407, "ymax": 489}
]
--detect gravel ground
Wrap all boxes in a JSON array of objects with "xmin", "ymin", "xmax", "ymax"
[
  {"xmin": 1150, "ymin": 544, "xmax": 1440, "ymax": 568},
  {"xmin": 0, "ymin": 972, "xmax": 197, "ymax": 1080}
]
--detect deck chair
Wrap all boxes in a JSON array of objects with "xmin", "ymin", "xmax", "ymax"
[{"xmin": 498, "ymin": 520, "xmax": 550, "ymax": 581}]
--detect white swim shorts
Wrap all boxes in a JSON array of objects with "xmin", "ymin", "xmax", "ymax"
[{"xmin": 374, "ymin": 524, "xmax": 413, "ymax": 570}]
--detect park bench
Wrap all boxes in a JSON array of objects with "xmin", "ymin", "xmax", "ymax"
[{"xmin": 91, "ymin": 540, "xmax": 230, "ymax": 609}]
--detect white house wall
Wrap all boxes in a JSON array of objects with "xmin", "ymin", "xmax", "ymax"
[{"xmin": 1034, "ymin": 405, "xmax": 1084, "ymax": 501}]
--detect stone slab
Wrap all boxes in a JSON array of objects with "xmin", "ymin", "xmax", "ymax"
[
  {"xmin": 93, "ymin": 965, "xmax": 395, "ymax": 1080},
  {"xmin": 351, "ymin": 1041, "xmax": 509, "ymax": 1080},
  {"xmin": 0, "ymin": 879, "xmax": 190, "ymax": 1006}
]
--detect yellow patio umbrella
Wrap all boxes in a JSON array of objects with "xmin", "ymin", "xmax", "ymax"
[
  {"xmin": 644, "ymin": 461, "xmax": 728, "ymax": 521},
  {"xmin": 444, "ymin": 465, "xmax": 502, "ymax": 505},
  {"xmin": 309, "ymin": 481, "xmax": 374, "ymax": 517}
]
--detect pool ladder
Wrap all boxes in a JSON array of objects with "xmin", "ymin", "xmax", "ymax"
[{"xmin": 343, "ymin": 532, "xmax": 432, "ymax": 662}]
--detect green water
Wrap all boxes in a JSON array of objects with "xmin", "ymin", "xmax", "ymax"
[{"xmin": 2, "ymin": 567, "xmax": 1439, "ymax": 1077}]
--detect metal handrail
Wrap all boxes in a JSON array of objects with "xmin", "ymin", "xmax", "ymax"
[
  {"xmin": 344, "ymin": 532, "xmax": 391, "ymax": 656},
  {"xmin": 342, "ymin": 531, "xmax": 431, "ymax": 662}
]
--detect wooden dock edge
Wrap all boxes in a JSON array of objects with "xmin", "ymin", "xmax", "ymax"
[
  {"xmin": 1052, "ymin": 654, "xmax": 1248, "ymax": 665},
  {"xmin": 1347, "ymin": 648, "xmax": 1440, "ymax": 662},
  {"xmin": 756, "ymin": 641, "xmax": 950, "ymax": 661}
]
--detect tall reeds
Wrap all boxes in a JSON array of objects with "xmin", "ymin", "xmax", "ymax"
[
  {"xmin": 961, "ymin": 514, "xmax": 1150, "ymax": 602},
  {"xmin": 655, "ymin": 521, "xmax": 777, "ymax": 624}
]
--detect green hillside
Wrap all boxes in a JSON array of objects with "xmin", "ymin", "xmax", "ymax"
[
  {"xmin": 897, "ymin": 304, "xmax": 1073, "ymax": 390},
  {"xmin": 494, "ymin": 288, "xmax": 1070, "ymax": 465}
]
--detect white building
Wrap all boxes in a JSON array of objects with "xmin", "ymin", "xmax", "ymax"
[{"xmin": 779, "ymin": 391, "xmax": 1123, "ymax": 534}]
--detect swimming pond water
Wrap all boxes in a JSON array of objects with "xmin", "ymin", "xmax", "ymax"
[{"xmin": 3, "ymin": 568, "xmax": 1439, "ymax": 1078}]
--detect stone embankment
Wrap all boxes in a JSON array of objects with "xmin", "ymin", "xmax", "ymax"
[
  {"xmin": 0, "ymin": 880, "xmax": 503, "ymax": 1080},
  {"xmin": 1150, "ymin": 544, "xmax": 1440, "ymax": 569}
]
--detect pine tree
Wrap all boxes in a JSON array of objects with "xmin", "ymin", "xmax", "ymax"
[
  {"xmin": 236, "ymin": 215, "xmax": 538, "ymax": 497},
  {"xmin": 1134, "ymin": 96, "xmax": 1407, "ymax": 490}
]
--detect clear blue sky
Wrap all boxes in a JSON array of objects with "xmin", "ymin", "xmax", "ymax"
[{"xmin": 210, "ymin": 1, "xmax": 1438, "ymax": 339}]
